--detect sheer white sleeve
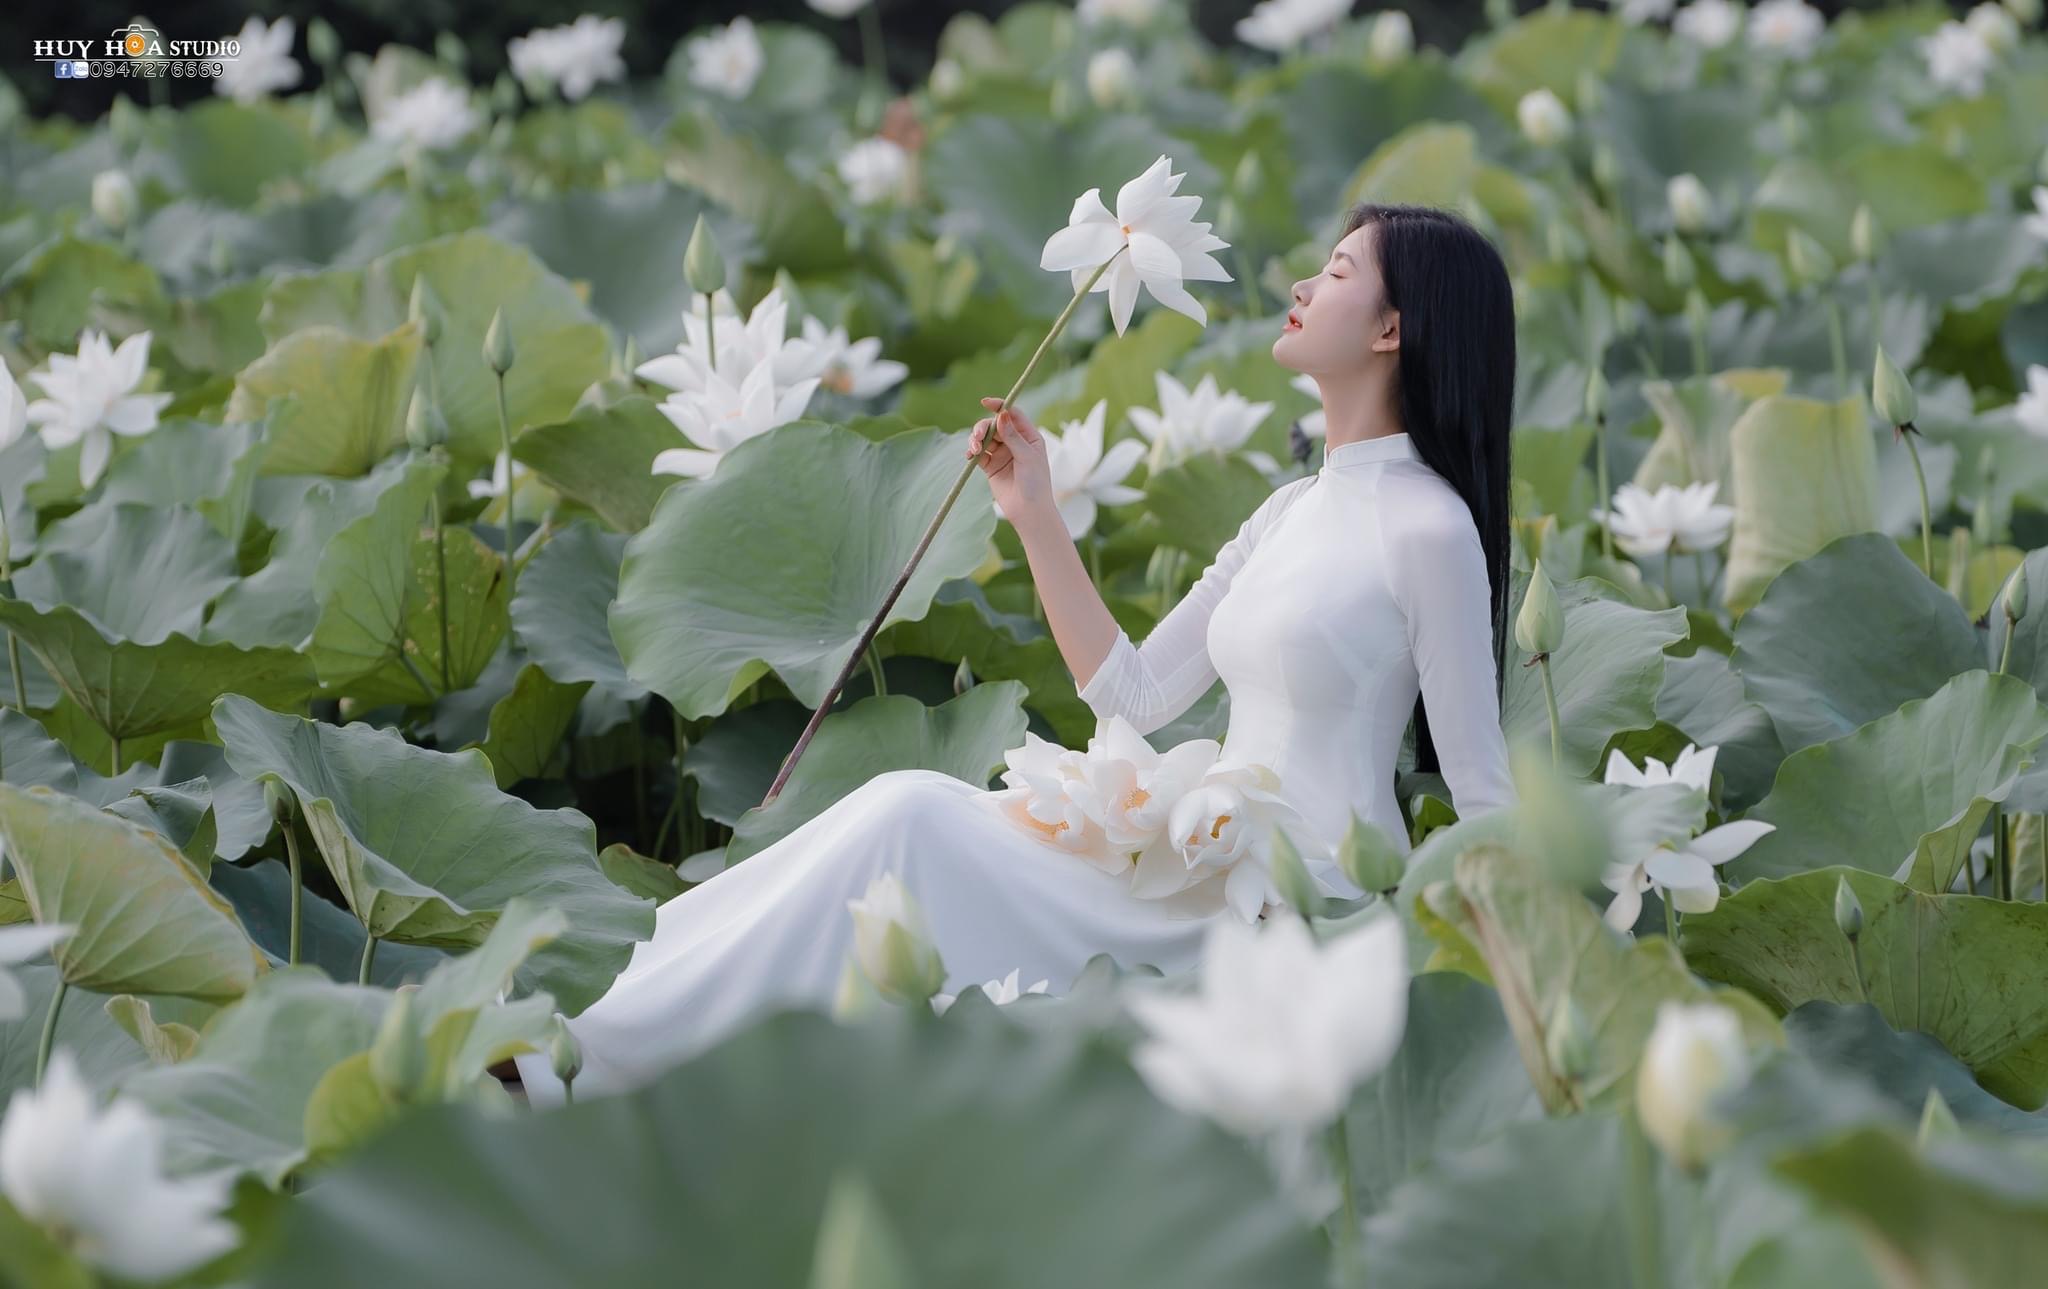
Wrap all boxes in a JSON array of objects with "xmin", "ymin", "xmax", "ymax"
[
  {"xmin": 1076, "ymin": 478, "xmax": 1311, "ymax": 737},
  {"xmin": 1384, "ymin": 501, "xmax": 1518, "ymax": 819}
]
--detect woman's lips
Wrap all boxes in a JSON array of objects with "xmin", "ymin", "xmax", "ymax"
[{"xmin": 1284, "ymin": 311, "xmax": 1302, "ymax": 331}]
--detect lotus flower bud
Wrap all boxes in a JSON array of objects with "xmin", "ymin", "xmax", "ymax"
[
  {"xmin": 846, "ymin": 873, "xmax": 947, "ymax": 1005},
  {"xmin": 1785, "ymin": 227, "xmax": 1835, "ymax": 286},
  {"xmin": 1517, "ymin": 88, "xmax": 1572, "ymax": 148},
  {"xmin": 1636, "ymin": 1000, "xmax": 1752, "ymax": 1171},
  {"xmin": 1268, "ymin": 827, "xmax": 1320, "ymax": 919},
  {"xmin": 1336, "ymin": 812, "xmax": 1406, "ymax": 895},
  {"xmin": 1575, "ymin": 68, "xmax": 1605, "ymax": 118},
  {"xmin": 1662, "ymin": 234, "xmax": 1696, "ymax": 290},
  {"xmin": 1871, "ymin": 345, "xmax": 1917, "ymax": 429},
  {"xmin": 434, "ymin": 31, "xmax": 467, "ymax": 72},
  {"xmin": 548, "ymin": 1020, "xmax": 582, "ymax": 1084},
  {"xmin": 929, "ymin": 57, "xmax": 964, "ymax": 101},
  {"xmin": 368, "ymin": 985, "xmax": 429, "ymax": 1103},
  {"xmin": 952, "ymin": 655, "xmax": 975, "ymax": 696},
  {"xmin": 2000, "ymin": 565, "xmax": 2030, "ymax": 628},
  {"xmin": 1516, "ymin": 559, "xmax": 1565, "ymax": 656},
  {"xmin": 307, "ymin": 16, "xmax": 340, "ymax": 67},
  {"xmin": 1832, "ymin": 875, "xmax": 1863, "ymax": 940},
  {"xmin": 1849, "ymin": 203, "xmax": 1881, "ymax": 263},
  {"xmin": 1917, "ymin": 1087, "xmax": 1959, "ymax": 1146},
  {"xmin": 483, "ymin": 307, "xmax": 516, "ymax": 376},
  {"xmin": 1667, "ymin": 174, "xmax": 1711, "ymax": 235},
  {"xmin": 1546, "ymin": 994, "xmax": 1593, "ymax": 1085},
  {"xmin": 1369, "ymin": 11, "xmax": 1414, "ymax": 63},
  {"xmin": 1591, "ymin": 141, "xmax": 1620, "ymax": 194},
  {"xmin": 1684, "ymin": 286, "xmax": 1711, "ymax": 333},
  {"xmin": 1584, "ymin": 365, "xmax": 1609, "ymax": 424},
  {"xmin": 1086, "ymin": 48, "xmax": 1136, "ymax": 111},
  {"xmin": 405, "ymin": 387, "xmax": 448, "ymax": 451},
  {"xmin": 1945, "ymin": 526, "xmax": 1971, "ymax": 602},
  {"xmin": 91, "ymin": 169, "xmax": 138, "ymax": 232},
  {"xmin": 264, "ymin": 780, "xmax": 295, "ymax": 825},
  {"xmin": 683, "ymin": 214, "xmax": 726, "ymax": 295},
  {"xmin": 408, "ymin": 277, "xmax": 443, "ymax": 348}
]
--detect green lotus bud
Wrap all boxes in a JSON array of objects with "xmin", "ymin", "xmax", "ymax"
[
  {"xmin": 1849, "ymin": 204, "xmax": 1880, "ymax": 263},
  {"xmin": 90, "ymin": 169, "xmax": 138, "ymax": 233},
  {"xmin": 405, "ymin": 387, "xmax": 448, "ymax": 451},
  {"xmin": 770, "ymin": 267, "xmax": 806, "ymax": 322},
  {"xmin": 1945, "ymin": 526, "xmax": 1971, "ymax": 603},
  {"xmin": 1574, "ymin": 68, "xmax": 1604, "ymax": 118},
  {"xmin": 1613, "ymin": 297, "xmax": 1641, "ymax": 340},
  {"xmin": 1584, "ymin": 365, "xmax": 1609, "ymax": 424},
  {"xmin": 1268, "ymin": 827, "xmax": 1320, "ymax": 919},
  {"xmin": 848, "ymin": 874, "xmax": 947, "ymax": 1005},
  {"xmin": 307, "ymin": 17, "xmax": 340, "ymax": 67},
  {"xmin": 368, "ymin": 986, "xmax": 429, "ymax": 1103},
  {"xmin": 1832, "ymin": 874, "xmax": 1863, "ymax": 940},
  {"xmin": 1336, "ymin": 812, "xmax": 1406, "ymax": 895},
  {"xmin": 1232, "ymin": 150, "xmax": 1263, "ymax": 197},
  {"xmin": 1516, "ymin": 559, "xmax": 1565, "ymax": 655},
  {"xmin": 434, "ymin": 31, "xmax": 467, "ymax": 72},
  {"xmin": 952, "ymin": 655, "xmax": 975, "ymax": 696},
  {"xmin": 408, "ymin": 277, "xmax": 443, "ymax": 348},
  {"xmin": 1662, "ymin": 234, "xmax": 1696, "ymax": 290},
  {"xmin": 1776, "ymin": 104, "xmax": 1806, "ymax": 150},
  {"xmin": 548, "ymin": 1021, "xmax": 582, "ymax": 1084},
  {"xmin": 263, "ymin": 779, "xmax": 294, "ymax": 825},
  {"xmin": 1683, "ymin": 286, "xmax": 1711, "ymax": 332},
  {"xmin": 1916, "ymin": 1087, "xmax": 1959, "ymax": 1146},
  {"xmin": 483, "ymin": 307, "xmax": 516, "ymax": 376},
  {"xmin": 1784, "ymin": 228, "xmax": 1835, "ymax": 286},
  {"xmin": 2000, "ymin": 566, "xmax": 2029, "ymax": 628},
  {"xmin": 1546, "ymin": 993, "xmax": 1593, "ymax": 1085},
  {"xmin": 1871, "ymin": 345, "xmax": 1917, "ymax": 429},
  {"xmin": 683, "ymin": 215, "xmax": 726, "ymax": 295},
  {"xmin": 1591, "ymin": 141, "xmax": 1620, "ymax": 194}
]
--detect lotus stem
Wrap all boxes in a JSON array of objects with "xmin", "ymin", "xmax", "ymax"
[
  {"xmin": 109, "ymin": 737, "xmax": 123, "ymax": 777},
  {"xmin": 1846, "ymin": 933, "xmax": 1869, "ymax": 1004},
  {"xmin": 431, "ymin": 488, "xmax": 452, "ymax": 692},
  {"xmin": 284, "ymin": 819, "xmax": 305, "ymax": 966},
  {"xmin": 35, "ymin": 977, "xmax": 67, "ymax": 1088},
  {"xmin": 1995, "ymin": 809, "xmax": 2012, "ymax": 901},
  {"xmin": 1688, "ymin": 310, "xmax": 1708, "ymax": 379},
  {"xmin": 1999, "ymin": 616, "xmax": 2017, "ymax": 676},
  {"xmin": 671, "ymin": 706, "xmax": 690, "ymax": 858},
  {"xmin": 1325, "ymin": 1116, "xmax": 1359, "ymax": 1268},
  {"xmin": 1594, "ymin": 419, "xmax": 1612, "ymax": 560},
  {"xmin": 4, "ymin": 633, "xmax": 22, "ymax": 713},
  {"xmin": 359, "ymin": 930, "xmax": 378, "ymax": 985},
  {"xmin": 1538, "ymin": 654, "xmax": 1562, "ymax": 770},
  {"xmin": 1691, "ymin": 549, "xmax": 1707, "ymax": 606},
  {"xmin": 0, "ymin": 494, "xmax": 24, "ymax": 711},
  {"xmin": 865, "ymin": 641, "xmax": 887, "ymax": 698},
  {"xmin": 1661, "ymin": 547, "xmax": 1674, "ymax": 605},
  {"xmin": 1664, "ymin": 894, "xmax": 1679, "ymax": 944},
  {"xmin": 1825, "ymin": 295, "xmax": 1848, "ymax": 401},
  {"xmin": 399, "ymin": 650, "xmax": 440, "ymax": 702},
  {"xmin": 492, "ymin": 375, "xmax": 518, "ymax": 629},
  {"xmin": 760, "ymin": 251, "xmax": 1126, "ymax": 807},
  {"xmin": 703, "ymin": 292, "xmax": 716, "ymax": 375}
]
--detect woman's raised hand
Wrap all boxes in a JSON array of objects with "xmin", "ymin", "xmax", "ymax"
[{"xmin": 967, "ymin": 396, "xmax": 1055, "ymax": 526}]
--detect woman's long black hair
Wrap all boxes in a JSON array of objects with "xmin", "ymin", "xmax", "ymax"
[{"xmin": 1338, "ymin": 202, "xmax": 1516, "ymax": 781}]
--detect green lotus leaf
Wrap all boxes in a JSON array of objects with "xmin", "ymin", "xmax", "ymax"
[
  {"xmin": 1996, "ymin": 547, "xmax": 2048, "ymax": 705},
  {"xmin": 247, "ymin": 1009, "xmax": 1326, "ymax": 1289},
  {"xmin": 299, "ymin": 458, "xmax": 450, "ymax": 694},
  {"xmin": 167, "ymin": 99, "xmax": 312, "ymax": 208},
  {"xmin": 467, "ymin": 663, "xmax": 591, "ymax": 789},
  {"xmin": 883, "ymin": 577, "xmax": 1094, "ymax": 747},
  {"xmin": 1455, "ymin": 6, "xmax": 1621, "ymax": 116},
  {"xmin": 213, "ymin": 695, "xmax": 652, "ymax": 1014},
  {"xmin": 1142, "ymin": 453, "xmax": 1275, "ymax": 565},
  {"xmin": 0, "ymin": 964, "xmax": 216, "ymax": 1102},
  {"xmin": 1722, "ymin": 394, "xmax": 1880, "ymax": 616},
  {"xmin": 676, "ymin": 700, "xmax": 814, "ymax": 828},
  {"xmin": 14, "ymin": 502, "xmax": 236, "ymax": 645},
  {"xmin": 1730, "ymin": 533, "xmax": 1982, "ymax": 753},
  {"xmin": 1734, "ymin": 671, "xmax": 2048, "ymax": 890},
  {"xmin": 0, "ymin": 784, "xmax": 264, "ymax": 1002},
  {"xmin": 226, "ymin": 322, "xmax": 423, "ymax": 478},
  {"xmin": 335, "ymin": 523, "xmax": 510, "ymax": 707},
  {"xmin": 511, "ymin": 522, "xmax": 643, "ymax": 700},
  {"xmin": 510, "ymin": 396, "xmax": 679, "ymax": 533},
  {"xmin": 1883, "ymin": 212, "xmax": 2048, "ymax": 315},
  {"xmin": 597, "ymin": 844, "xmax": 687, "ymax": 905},
  {"xmin": 1781, "ymin": 1003, "xmax": 2048, "ymax": 1137},
  {"xmin": 98, "ymin": 420, "xmax": 267, "ymax": 545},
  {"xmin": 0, "ymin": 234, "xmax": 168, "ymax": 350},
  {"xmin": 611, "ymin": 422, "xmax": 996, "ymax": 718},
  {"xmin": 1684, "ymin": 868, "xmax": 2048, "ymax": 1109},
  {"xmin": 208, "ymin": 861, "xmax": 445, "ymax": 986},
  {"xmin": 662, "ymin": 110, "xmax": 849, "ymax": 275},
  {"xmin": 1654, "ymin": 650, "xmax": 1785, "ymax": 811},
  {"xmin": 726, "ymin": 682, "xmax": 1030, "ymax": 864}
]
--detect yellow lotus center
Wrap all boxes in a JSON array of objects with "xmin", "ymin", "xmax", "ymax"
[{"xmin": 1210, "ymin": 814, "xmax": 1231, "ymax": 839}]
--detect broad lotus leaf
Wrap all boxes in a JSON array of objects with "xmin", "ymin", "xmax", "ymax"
[
  {"xmin": 1997, "ymin": 547, "xmax": 2048, "ymax": 706},
  {"xmin": 0, "ymin": 964, "xmax": 216, "ymax": 1102},
  {"xmin": 1730, "ymin": 533, "xmax": 1981, "ymax": 754},
  {"xmin": 0, "ymin": 234, "xmax": 169, "ymax": 351},
  {"xmin": 882, "ymin": 577, "xmax": 1095, "ymax": 747},
  {"xmin": 0, "ymin": 784, "xmax": 264, "ymax": 1002},
  {"xmin": 611, "ymin": 422, "xmax": 996, "ymax": 719},
  {"xmin": 510, "ymin": 522, "xmax": 643, "ymax": 700},
  {"xmin": 1141, "ymin": 454, "xmax": 1276, "ymax": 565},
  {"xmin": 248, "ymin": 1009, "xmax": 1326, "ymax": 1289},
  {"xmin": 226, "ymin": 322, "xmax": 423, "ymax": 477},
  {"xmin": 14, "ymin": 501, "xmax": 235, "ymax": 645},
  {"xmin": 1421, "ymin": 843, "xmax": 1779, "ymax": 1114},
  {"xmin": 1721, "ymin": 394, "xmax": 1880, "ymax": 616},
  {"xmin": 97, "ymin": 419, "xmax": 266, "ymax": 545},
  {"xmin": 510, "ymin": 397, "xmax": 680, "ymax": 534},
  {"xmin": 1781, "ymin": 1002, "xmax": 2048, "ymax": 1137},
  {"xmin": 663, "ymin": 110, "xmax": 850, "ymax": 275},
  {"xmin": 1733, "ymin": 671, "xmax": 2048, "ymax": 891},
  {"xmin": 725, "ymin": 682, "xmax": 1031, "ymax": 865},
  {"xmin": 1683, "ymin": 868, "xmax": 2048, "ymax": 1110},
  {"xmin": 336, "ymin": 524, "xmax": 510, "ymax": 707},
  {"xmin": 675, "ymin": 700, "xmax": 816, "ymax": 828},
  {"xmin": 1653, "ymin": 650, "xmax": 1785, "ymax": 812},
  {"xmin": 208, "ymin": 861, "xmax": 446, "ymax": 986},
  {"xmin": 212, "ymin": 695, "xmax": 653, "ymax": 1015},
  {"xmin": 1455, "ymin": 6, "xmax": 1621, "ymax": 116},
  {"xmin": 297, "ymin": 458, "xmax": 449, "ymax": 695},
  {"xmin": 466, "ymin": 663, "xmax": 590, "ymax": 789}
]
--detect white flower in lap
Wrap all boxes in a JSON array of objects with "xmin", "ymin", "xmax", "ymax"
[
  {"xmin": 1069, "ymin": 717, "xmax": 1221, "ymax": 860},
  {"xmin": 1143, "ymin": 758, "xmax": 1321, "ymax": 922},
  {"xmin": 988, "ymin": 730, "xmax": 1125, "ymax": 872}
]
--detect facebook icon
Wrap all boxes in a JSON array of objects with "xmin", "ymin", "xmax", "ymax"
[
  {"xmin": 53, "ymin": 60, "xmax": 89, "ymax": 78},
  {"xmin": 53, "ymin": 61, "xmax": 72, "ymax": 77}
]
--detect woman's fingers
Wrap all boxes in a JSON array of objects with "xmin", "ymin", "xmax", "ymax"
[{"xmin": 981, "ymin": 396, "xmax": 1040, "ymax": 445}]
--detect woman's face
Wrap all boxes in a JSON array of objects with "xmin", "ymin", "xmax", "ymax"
[{"xmin": 1273, "ymin": 222, "xmax": 1396, "ymax": 376}]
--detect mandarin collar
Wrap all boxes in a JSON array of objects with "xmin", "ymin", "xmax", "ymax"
[{"xmin": 1319, "ymin": 432, "xmax": 1418, "ymax": 474}]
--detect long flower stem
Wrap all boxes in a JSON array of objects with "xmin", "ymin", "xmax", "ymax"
[
  {"xmin": 1325, "ymin": 1117, "xmax": 1359, "ymax": 1268},
  {"xmin": 1664, "ymin": 895, "xmax": 1679, "ymax": 944},
  {"xmin": 671, "ymin": 707, "xmax": 690, "ymax": 859},
  {"xmin": 35, "ymin": 977, "xmax": 67, "ymax": 1088},
  {"xmin": 1595, "ymin": 419, "xmax": 1612, "ymax": 560},
  {"xmin": 493, "ymin": 375, "xmax": 518, "ymax": 630},
  {"xmin": 1995, "ymin": 808, "xmax": 2012, "ymax": 901},
  {"xmin": 865, "ymin": 642, "xmax": 887, "ymax": 698},
  {"xmin": 1902, "ymin": 431, "xmax": 1933, "ymax": 579},
  {"xmin": 1825, "ymin": 296, "xmax": 1848, "ymax": 401},
  {"xmin": 856, "ymin": 1, "xmax": 887, "ymax": 129},
  {"xmin": 1539, "ymin": 655, "xmax": 1562, "ymax": 770},
  {"xmin": 109, "ymin": 737, "xmax": 123, "ymax": 777},
  {"xmin": 359, "ymin": 930, "xmax": 378, "ymax": 985},
  {"xmin": 284, "ymin": 819, "xmax": 305, "ymax": 967},
  {"xmin": 431, "ymin": 489, "xmax": 452, "ymax": 692},
  {"xmin": 0, "ymin": 492, "xmax": 25, "ymax": 710},
  {"xmin": 761, "ymin": 250, "xmax": 1127, "ymax": 807}
]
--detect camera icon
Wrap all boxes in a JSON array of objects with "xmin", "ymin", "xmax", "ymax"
[{"xmin": 109, "ymin": 23, "xmax": 159, "ymax": 57}]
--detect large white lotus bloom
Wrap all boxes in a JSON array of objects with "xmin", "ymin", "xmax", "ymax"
[
  {"xmin": 686, "ymin": 16, "xmax": 764, "ymax": 100},
  {"xmin": 637, "ymin": 285, "xmax": 798, "ymax": 397},
  {"xmin": 1038, "ymin": 154, "xmax": 1233, "ymax": 337},
  {"xmin": 988, "ymin": 729, "xmax": 1126, "ymax": 872},
  {"xmin": 836, "ymin": 136, "xmax": 910, "ymax": 206},
  {"xmin": 1128, "ymin": 369, "xmax": 1278, "ymax": 475},
  {"xmin": 0, "ymin": 1049, "xmax": 239, "ymax": 1280},
  {"xmin": 1289, "ymin": 372, "xmax": 1326, "ymax": 439},
  {"xmin": 649, "ymin": 352, "xmax": 821, "ymax": 480},
  {"xmin": 1966, "ymin": 3, "xmax": 2021, "ymax": 54},
  {"xmin": 931, "ymin": 967, "xmax": 1052, "ymax": 1015},
  {"xmin": 1618, "ymin": 0, "xmax": 1678, "ymax": 24},
  {"xmin": 370, "ymin": 78, "xmax": 480, "ymax": 151},
  {"xmin": 1517, "ymin": 88, "xmax": 1573, "ymax": 147},
  {"xmin": 1667, "ymin": 173, "xmax": 1712, "ymax": 233},
  {"xmin": 1601, "ymin": 819, "xmax": 1775, "ymax": 928},
  {"xmin": 1590, "ymin": 480, "xmax": 1732, "ymax": 558},
  {"xmin": 1, "ymin": 357, "xmax": 29, "ymax": 450},
  {"xmin": 214, "ymin": 16, "xmax": 301, "ymax": 104},
  {"xmin": 1637, "ymin": 1000, "xmax": 1753, "ymax": 1170},
  {"xmin": 2025, "ymin": 189, "xmax": 2048, "ymax": 244},
  {"xmin": 1125, "ymin": 912, "xmax": 1409, "ymax": 1137},
  {"xmin": 1086, "ymin": 47, "xmax": 1138, "ymax": 110},
  {"xmin": 0, "ymin": 925, "xmax": 75, "ymax": 1023},
  {"xmin": 24, "ymin": 329, "xmax": 173, "ymax": 489},
  {"xmin": 1921, "ymin": 21, "xmax": 1997, "ymax": 97},
  {"xmin": 1747, "ymin": 0, "xmax": 1824, "ymax": 59},
  {"xmin": 1075, "ymin": 719, "xmax": 1221, "ymax": 859},
  {"xmin": 808, "ymin": 0, "xmax": 874, "ymax": 16},
  {"xmin": 89, "ymin": 170, "xmax": 137, "ymax": 232},
  {"xmin": 993, "ymin": 399, "xmax": 1146, "ymax": 539},
  {"xmin": 2015, "ymin": 363, "xmax": 2048, "ymax": 437},
  {"xmin": 845, "ymin": 871, "xmax": 946, "ymax": 1003},
  {"xmin": 1368, "ymin": 11, "xmax": 1414, "ymax": 62},
  {"xmin": 1604, "ymin": 743, "xmax": 1717, "ymax": 794},
  {"xmin": 1673, "ymin": 0, "xmax": 1743, "ymax": 48},
  {"xmin": 1078, "ymin": 0, "xmax": 1165, "ymax": 24},
  {"xmin": 507, "ymin": 15, "xmax": 627, "ymax": 101},
  {"xmin": 1148, "ymin": 758, "xmax": 1321, "ymax": 923},
  {"xmin": 781, "ymin": 316, "xmax": 909, "ymax": 400},
  {"xmin": 1235, "ymin": 0, "xmax": 1355, "ymax": 53}
]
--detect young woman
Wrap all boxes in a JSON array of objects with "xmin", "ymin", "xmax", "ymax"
[{"xmin": 509, "ymin": 202, "xmax": 1518, "ymax": 1105}]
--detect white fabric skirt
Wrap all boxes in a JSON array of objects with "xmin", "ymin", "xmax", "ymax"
[{"xmin": 512, "ymin": 767, "xmax": 1262, "ymax": 1107}]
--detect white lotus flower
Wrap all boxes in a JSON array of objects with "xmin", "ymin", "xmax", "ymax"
[
  {"xmin": 0, "ymin": 1049, "xmax": 239, "ymax": 1280},
  {"xmin": 686, "ymin": 16, "xmax": 764, "ymax": 100},
  {"xmin": 1673, "ymin": 0, "xmax": 1743, "ymax": 47},
  {"xmin": 369, "ymin": 78, "xmax": 480, "ymax": 151},
  {"xmin": 1618, "ymin": 0, "xmax": 1678, "ymax": 24},
  {"xmin": 836, "ymin": 136, "xmax": 909, "ymax": 206},
  {"xmin": 1590, "ymin": 480, "xmax": 1733, "ymax": 558},
  {"xmin": 1235, "ymin": 0, "xmax": 1355, "ymax": 53},
  {"xmin": 649, "ymin": 352, "xmax": 820, "ymax": 480},
  {"xmin": 1125, "ymin": 912, "xmax": 1409, "ymax": 1137},
  {"xmin": 1517, "ymin": 88, "xmax": 1573, "ymax": 148},
  {"xmin": 1667, "ymin": 173, "xmax": 1712, "ymax": 233},
  {"xmin": 1086, "ymin": 47, "xmax": 1138, "ymax": 110},
  {"xmin": 1145, "ymin": 758, "xmax": 1321, "ymax": 923},
  {"xmin": 807, "ymin": 0, "xmax": 873, "ymax": 16},
  {"xmin": 2019, "ymin": 187, "xmax": 2048, "ymax": 243},
  {"xmin": 930, "ymin": 966, "xmax": 1052, "ymax": 1015},
  {"xmin": 993, "ymin": 399, "xmax": 1146, "ymax": 539},
  {"xmin": 507, "ymin": 15, "xmax": 627, "ymax": 101},
  {"xmin": 214, "ymin": 16, "xmax": 301, "ymax": 104},
  {"xmin": 0, "ymin": 924, "xmax": 75, "ymax": 1023},
  {"xmin": 1965, "ymin": 3, "xmax": 2020, "ymax": 54},
  {"xmin": 466, "ymin": 451, "xmax": 529, "ymax": 501},
  {"xmin": 1921, "ymin": 21, "xmax": 1997, "ymax": 97},
  {"xmin": 988, "ymin": 729, "xmax": 1127, "ymax": 873},
  {"xmin": 90, "ymin": 170, "xmax": 137, "ymax": 232},
  {"xmin": 1601, "ymin": 819, "xmax": 1775, "ymax": 929},
  {"xmin": 1078, "ymin": 0, "xmax": 1164, "ymax": 24},
  {"xmin": 637, "ymin": 285, "xmax": 799, "ymax": 396},
  {"xmin": 1289, "ymin": 372, "xmax": 1326, "ymax": 439},
  {"xmin": 929, "ymin": 58, "xmax": 964, "ymax": 99},
  {"xmin": 1368, "ymin": 11, "xmax": 1414, "ymax": 61},
  {"xmin": 1747, "ymin": 0, "xmax": 1824, "ymax": 59},
  {"xmin": 1604, "ymin": 743, "xmax": 1718, "ymax": 793},
  {"xmin": 24, "ymin": 329, "xmax": 173, "ymax": 489},
  {"xmin": 1, "ymin": 358, "xmax": 29, "ymax": 450},
  {"xmin": 845, "ymin": 871, "xmax": 946, "ymax": 1003},
  {"xmin": 1128, "ymin": 369, "xmax": 1277, "ymax": 475},
  {"xmin": 1637, "ymin": 1000, "xmax": 1753, "ymax": 1170},
  {"xmin": 2015, "ymin": 363, "xmax": 2048, "ymax": 437},
  {"xmin": 781, "ymin": 316, "xmax": 909, "ymax": 399},
  {"xmin": 1038, "ymin": 154, "xmax": 1233, "ymax": 337}
]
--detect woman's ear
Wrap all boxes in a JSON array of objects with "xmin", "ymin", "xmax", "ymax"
[{"xmin": 1373, "ymin": 308, "xmax": 1401, "ymax": 354}]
